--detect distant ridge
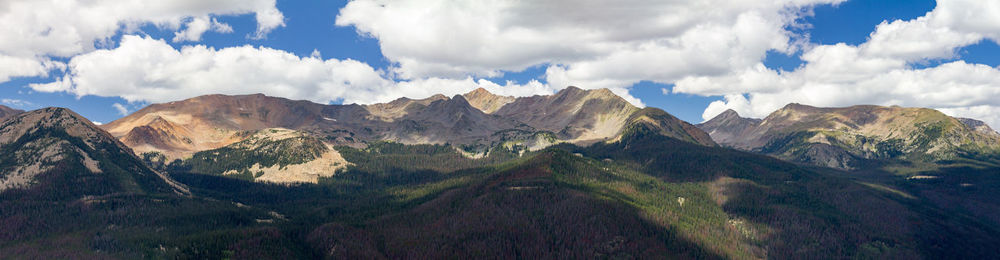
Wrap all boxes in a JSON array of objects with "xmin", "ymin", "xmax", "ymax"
[
  {"xmin": 698, "ymin": 104, "xmax": 1000, "ymax": 170},
  {"xmin": 0, "ymin": 105, "xmax": 23, "ymax": 121}
]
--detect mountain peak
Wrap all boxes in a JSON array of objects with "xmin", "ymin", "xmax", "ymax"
[
  {"xmin": 0, "ymin": 107, "xmax": 186, "ymax": 196},
  {"xmin": 427, "ymin": 94, "xmax": 449, "ymax": 101},
  {"xmin": 0, "ymin": 107, "xmax": 127, "ymax": 156},
  {"xmin": 587, "ymin": 88, "xmax": 619, "ymax": 99},
  {"xmin": 780, "ymin": 103, "xmax": 816, "ymax": 111},
  {"xmin": 451, "ymin": 94, "xmax": 469, "ymax": 104},
  {"xmin": 463, "ymin": 87, "xmax": 515, "ymax": 114},
  {"xmin": 2, "ymin": 107, "xmax": 101, "ymax": 138},
  {"xmin": 465, "ymin": 87, "xmax": 492, "ymax": 96},
  {"xmin": 696, "ymin": 108, "xmax": 761, "ymax": 148},
  {"xmin": 557, "ymin": 86, "xmax": 586, "ymax": 96},
  {"xmin": 719, "ymin": 109, "xmax": 740, "ymax": 117}
]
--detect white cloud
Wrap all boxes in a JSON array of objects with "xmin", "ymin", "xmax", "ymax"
[
  {"xmin": 336, "ymin": 0, "xmax": 844, "ymax": 93},
  {"xmin": 112, "ymin": 103, "xmax": 129, "ymax": 116},
  {"xmin": 173, "ymin": 17, "xmax": 234, "ymax": 42},
  {"xmin": 1, "ymin": 98, "xmax": 33, "ymax": 108},
  {"xmin": 677, "ymin": 0, "xmax": 1000, "ymax": 129},
  {"xmin": 0, "ymin": 0, "xmax": 284, "ymax": 83},
  {"xmin": 31, "ymin": 35, "xmax": 394, "ymax": 105},
  {"xmin": 336, "ymin": 0, "xmax": 1000, "ymax": 129},
  {"xmin": 0, "ymin": 55, "xmax": 63, "ymax": 82},
  {"xmin": 29, "ymin": 35, "xmax": 575, "ymax": 107}
]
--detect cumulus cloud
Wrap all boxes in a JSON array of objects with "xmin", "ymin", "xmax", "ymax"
[
  {"xmin": 676, "ymin": 0, "xmax": 1000, "ymax": 129},
  {"xmin": 337, "ymin": 0, "xmax": 1000, "ymax": 129},
  {"xmin": 31, "ymin": 36, "xmax": 393, "ymax": 105},
  {"xmin": 29, "ymin": 35, "xmax": 568, "ymax": 106},
  {"xmin": 173, "ymin": 16, "xmax": 235, "ymax": 42},
  {"xmin": 336, "ymin": 0, "xmax": 843, "ymax": 93},
  {"xmin": 0, "ymin": 0, "xmax": 284, "ymax": 83},
  {"xmin": 0, "ymin": 55, "xmax": 63, "ymax": 82}
]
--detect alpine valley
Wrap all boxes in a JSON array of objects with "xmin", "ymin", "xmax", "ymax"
[{"xmin": 2, "ymin": 87, "xmax": 1000, "ymax": 259}]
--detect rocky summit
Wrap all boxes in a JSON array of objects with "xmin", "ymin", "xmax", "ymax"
[{"xmin": 0, "ymin": 107, "xmax": 187, "ymax": 198}]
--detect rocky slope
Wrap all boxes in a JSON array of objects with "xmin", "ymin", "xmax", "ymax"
[
  {"xmin": 0, "ymin": 107, "xmax": 187, "ymax": 198},
  {"xmin": 695, "ymin": 109, "xmax": 761, "ymax": 146},
  {"xmin": 103, "ymin": 87, "xmax": 714, "ymax": 183},
  {"xmin": 698, "ymin": 104, "xmax": 1000, "ymax": 170},
  {"xmin": 102, "ymin": 93, "xmax": 523, "ymax": 159},
  {"xmin": 462, "ymin": 87, "xmax": 515, "ymax": 113},
  {"xmin": 102, "ymin": 94, "xmax": 330, "ymax": 159},
  {"xmin": 0, "ymin": 105, "xmax": 23, "ymax": 120},
  {"xmin": 181, "ymin": 128, "xmax": 350, "ymax": 184},
  {"xmin": 367, "ymin": 94, "xmax": 526, "ymax": 145},
  {"xmin": 958, "ymin": 117, "xmax": 999, "ymax": 136},
  {"xmin": 493, "ymin": 87, "xmax": 642, "ymax": 144},
  {"xmin": 105, "ymin": 87, "xmax": 711, "ymax": 157}
]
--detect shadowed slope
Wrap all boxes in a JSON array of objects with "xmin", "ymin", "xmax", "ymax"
[{"xmin": 0, "ymin": 107, "xmax": 186, "ymax": 199}]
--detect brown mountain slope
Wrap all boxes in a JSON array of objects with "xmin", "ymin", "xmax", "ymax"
[
  {"xmin": 377, "ymin": 95, "xmax": 526, "ymax": 144},
  {"xmin": 493, "ymin": 86, "xmax": 642, "ymax": 144},
  {"xmin": 104, "ymin": 87, "xmax": 714, "ymax": 163},
  {"xmin": 362, "ymin": 94, "xmax": 450, "ymax": 122},
  {"xmin": 698, "ymin": 104, "xmax": 1000, "ymax": 170},
  {"xmin": 0, "ymin": 105, "xmax": 23, "ymax": 121},
  {"xmin": 0, "ymin": 107, "xmax": 187, "ymax": 198},
  {"xmin": 694, "ymin": 109, "xmax": 761, "ymax": 146},
  {"xmin": 182, "ymin": 128, "xmax": 351, "ymax": 184},
  {"xmin": 102, "ymin": 94, "xmax": 331, "ymax": 159},
  {"xmin": 462, "ymin": 87, "xmax": 515, "ymax": 114}
]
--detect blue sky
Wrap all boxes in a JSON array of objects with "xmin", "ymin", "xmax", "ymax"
[{"xmin": 1, "ymin": 0, "xmax": 999, "ymax": 128}]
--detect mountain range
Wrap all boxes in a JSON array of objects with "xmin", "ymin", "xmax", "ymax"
[
  {"xmin": 104, "ymin": 87, "xmax": 709, "ymax": 159},
  {"xmin": 100, "ymin": 87, "xmax": 710, "ymax": 183},
  {"xmin": 698, "ymin": 104, "xmax": 1000, "ymax": 170},
  {"xmin": 2, "ymin": 89, "xmax": 1000, "ymax": 258}
]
